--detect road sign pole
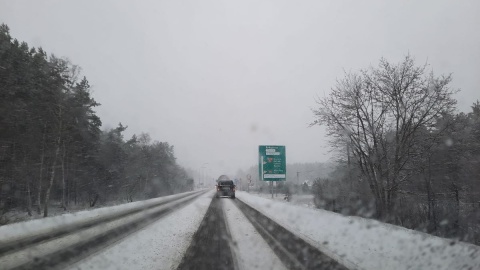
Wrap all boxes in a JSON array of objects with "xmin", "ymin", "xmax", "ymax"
[{"xmin": 270, "ymin": 181, "xmax": 273, "ymax": 198}]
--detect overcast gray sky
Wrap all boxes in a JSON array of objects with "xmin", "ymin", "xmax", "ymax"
[{"xmin": 1, "ymin": 0, "xmax": 479, "ymax": 178}]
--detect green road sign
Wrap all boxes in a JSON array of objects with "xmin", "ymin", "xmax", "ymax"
[{"xmin": 259, "ymin": 145, "xmax": 286, "ymax": 181}]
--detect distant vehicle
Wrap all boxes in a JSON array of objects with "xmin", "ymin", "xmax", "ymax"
[
  {"xmin": 216, "ymin": 174, "xmax": 230, "ymax": 182},
  {"xmin": 216, "ymin": 180, "xmax": 235, "ymax": 199}
]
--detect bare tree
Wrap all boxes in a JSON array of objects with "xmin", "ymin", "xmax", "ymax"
[{"xmin": 312, "ymin": 56, "xmax": 457, "ymax": 218}]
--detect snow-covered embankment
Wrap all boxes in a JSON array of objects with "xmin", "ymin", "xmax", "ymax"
[{"xmin": 237, "ymin": 191, "xmax": 480, "ymax": 270}]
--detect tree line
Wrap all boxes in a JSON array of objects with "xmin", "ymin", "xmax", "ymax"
[
  {"xmin": 0, "ymin": 24, "xmax": 193, "ymax": 223},
  {"xmin": 311, "ymin": 55, "xmax": 480, "ymax": 244}
]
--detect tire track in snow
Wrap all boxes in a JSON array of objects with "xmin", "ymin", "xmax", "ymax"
[
  {"xmin": 222, "ymin": 198, "xmax": 287, "ymax": 270},
  {"xmin": 2, "ymin": 191, "xmax": 206, "ymax": 270},
  {"xmin": 234, "ymin": 198, "xmax": 349, "ymax": 270},
  {"xmin": 176, "ymin": 197, "xmax": 237, "ymax": 270}
]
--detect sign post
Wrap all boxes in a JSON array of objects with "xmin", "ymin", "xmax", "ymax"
[
  {"xmin": 258, "ymin": 145, "xmax": 286, "ymax": 198},
  {"xmin": 246, "ymin": 174, "xmax": 252, "ymax": 193}
]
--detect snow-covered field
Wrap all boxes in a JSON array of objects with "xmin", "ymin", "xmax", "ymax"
[
  {"xmin": 237, "ymin": 191, "xmax": 480, "ymax": 270},
  {"xmin": 69, "ymin": 191, "xmax": 213, "ymax": 270}
]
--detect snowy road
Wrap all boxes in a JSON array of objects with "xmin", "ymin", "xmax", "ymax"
[
  {"xmin": 0, "ymin": 191, "xmax": 206, "ymax": 269},
  {"xmin": 70, "ymin": 191, "xmax": 213, "ymax": 270},
  {"xmin": 222, "ymin": 198, "xmax": 286, "ymax": 270},
  {"xmin": 2, "ymin": 190, "xmax": 479, "ymax": 270}
]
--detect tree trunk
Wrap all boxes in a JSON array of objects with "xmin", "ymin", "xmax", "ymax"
[
  {"xmin": 60, "ymin": 141, "xmax": 67, "ymax": 211},
  {"xmin": 37, "ymin": 123, "xmax": 47, "ymax": 215},
  {"xmin": 375, "ymin": 197, "xmax": 385, "ymax": 219},
  {"xmin": 19, "ymin": 150, "xmax": 32, "ymax": 216},
  {"xmin": 43, "ymin": 137, "xmax": 60, "ymax": 218},
  {"xmin": 90, "ymin": 193, "xmax": 99, "ymax": 207},
  {"xmin": 387, "ymin": 188, "xmax": 398, "ymax": 222},
  {"xmin": 74, "ymin": 169, "xmax": 77, "ymax": 205},
  {"xmin": 26, "ymin": 181, "xmax": 32, "ymax": 216},
  {"xmin": 347, "ymin": 142, "xmax": 353, "ymax": 191},
  {"xmin": 452, "ymin": 182, "xmax": 460, "ymax": 236},
  {"xmin": 425, "ymin": 178, "xmax": 437, "ymax": 231},
  {"xmin": 65, "ymin": 158, "xmax": 70, "ymax": 207},
  {"xmin": 44, "ymin": 104, "xmax": 64, "ymax": 217},
  {"xmin": 23, "ymin": 153, "xmax": 32, "ymax": 216},
  {"xmin": 425, "ymin": 157, "xmax": 437, "ymax": 232}
]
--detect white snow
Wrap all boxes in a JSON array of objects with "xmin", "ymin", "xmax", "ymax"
[
  {"xmin": 0, "ymin": 191, "xmax": 199, "ymax": 243},
  {"xmin": 1, "ymin": 192, "xmax": 205, "ymax": 269},
  {"xmin": 236, "ymin": 191, "xmax": 480, "ymax": 270},
  {"xmin": 222, "ymin": 198, "xmax": 287, "ymax": 270},
  {"xmin": 69, "ymin": 191, "xmax": 214, "ymax": 270},
  {"xmin": 3, "ymin": 189, "xmax": 479, "ymax": 270},
  {"xmin": 249, "ymin": 192, "xmax": 316, "ymax": 208}
]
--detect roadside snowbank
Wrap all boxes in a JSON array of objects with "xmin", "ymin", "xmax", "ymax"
[
  {"xmin": 249, "ymin": 192, "xmax": 316, "ymax": 208},
  {"xmin": 237, "ymin": 191, "xmax": 480, "ymax": 270},
  {"xmin": 0, "ymin": 191, "xmax": 199, "ymax": 242}
]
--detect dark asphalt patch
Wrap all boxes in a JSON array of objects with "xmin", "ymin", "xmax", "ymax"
[{"xmin": 177, "ymin": 198, "xmax": 236, "ymax": 270}]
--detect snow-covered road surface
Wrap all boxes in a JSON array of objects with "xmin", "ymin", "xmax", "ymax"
[
  {"xmin": 0, "ymin": 191, "xmax": 200, "ymax": 243},
  {"xmin": 2, "ymin": 193, "xmax": 203, "ymax": 269},
  {"xmin": 0, "ymin": 191, "xmax": 206, "ymax": 269},
  {"xmin": 222, "ymin": 198, "xmax": 287, "ymax": 270},
  {"xmin": 70, "ymin": 191, "xmax": 213, "ymax": 270},
  {"xmin": 2, "ymin": 189, "xmax": 479, "ymax": 270}
]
